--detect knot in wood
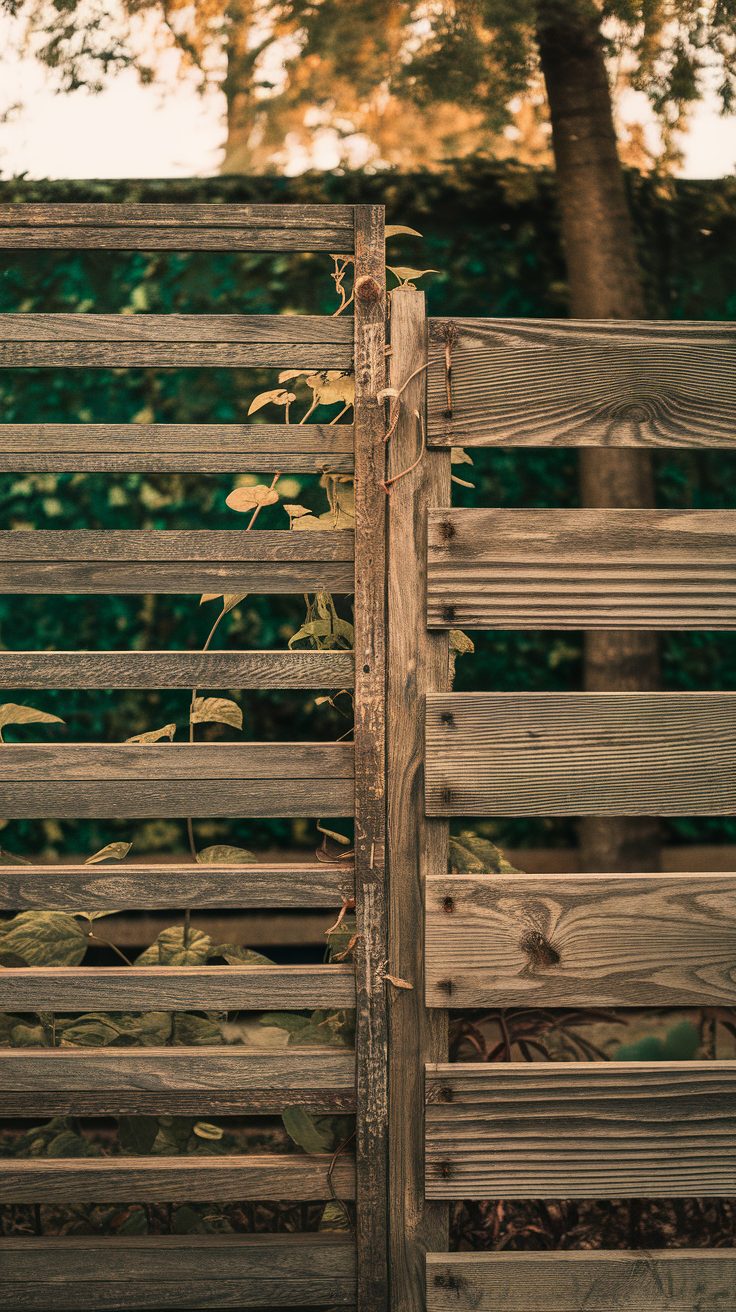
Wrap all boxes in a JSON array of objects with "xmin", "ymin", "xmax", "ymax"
[
  {"xmin": 442, "ymin": 894, "xmax": 455, "ymax": 914},
  {"xmin": 520, "ymin": 928, "xmax": 560, "ymax": 969},
  {"xmin": 355, "ymin": 275, "xmax": 382, "ymax": 305}
]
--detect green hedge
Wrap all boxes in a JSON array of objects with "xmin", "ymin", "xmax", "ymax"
[{"xmin": 1, "ymin": 166, "xmax": 735, "ymax": 856}]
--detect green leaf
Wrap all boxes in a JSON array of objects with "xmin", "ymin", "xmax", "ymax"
[
  {"xmin": 448, "ymin": 831, "xmax": 520, "ymax": 875},
  {"xmin": 210, "ymin": 943, "xmax": 274, "ymax": 965},
  {"xmin": 190, "ymin": 696, "xmax": 243, "ymax": 731},
  {"xmin": 0, "ymin": 911, "xmax": 87, "ymax": 966},
  {"xmin": 195, "ymin": 844, "xmax": 256, "ymax": 865},
  {"xmin": 282, "ymin": 1107, "xmax": 335, "ymax": 1154},
  {"xmin": 172, "ymin": 1204, "xmax": 208, "ymax": 1234},
  {"xmin": 85, "ymin": 841, "xmax": 133, "ymax": 865},
  {"xmin": 173, "ymin": 1013, "xmax": 222, "ymax": 1046},
  {"xmin": 118, "ymin": 1116, "xmax": 158, "ymax": 1154},
  {"xmin": 135, "ymin": 926, "xmax": 212, "ymax": 967},
  {"xmin": 46, "ymin": 1129, "xmax": 98, "ymax": 1158}
]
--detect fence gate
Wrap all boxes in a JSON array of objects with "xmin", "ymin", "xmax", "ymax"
[
  {"xmin": 2, "ymin": 203, "xmax": 736, "ymax": 1312},
  {"xmin": 386, "ymin": 294, "xmax": 736, "ymax": 1310},
  {"xmin": 0, "ymin": 203, "xmax": 388, "ymax": 1310}
]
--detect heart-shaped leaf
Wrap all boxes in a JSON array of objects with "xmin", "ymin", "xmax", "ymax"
[
  {"xmin": 191, "ymin": 697, "xmax": 243, "ymax": 731},
  {"xmin": 226, "ymin": 484, "xmax": 280, "ymax": 512}
]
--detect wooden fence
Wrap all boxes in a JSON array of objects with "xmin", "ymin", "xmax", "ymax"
[
  {"xmin": 387, "ymin": 293, "xmax": 736, "ymax": 1311},
  {"xmin": 2, "ymin": 205, "xmax": 736, "ymax": 1311},
  {"xmin": 0, "ymin": 203, "xmax": 388, "ymax": 1310}
]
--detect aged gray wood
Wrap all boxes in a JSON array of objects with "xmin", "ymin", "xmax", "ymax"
[
  {"xmin": 426, "ymin": 1250, "xmax": 736, "ymax": 1311},
  {"xmin": 0, "ymin": 1234, "xmax": 357, "ymax": 1309},
  {"xmin": 387, "ymin": 287, "xmax": 450, "ymax": 1312},
  {"xmin": 0, "ymin": 649, "xmax": 354, "ymax": 689},
  {"xmin": 352, "ymin": 203, "xmax": 389, "ymax": 1312},
  {"xmin": 425, "ymin": 1062, "xmax": 736, "ymax": 1199},
  {"xmin": 426, "ymin": 317, "xmax": 736, "ymax": 448},
  {"xmin": 0, "ymin": 1154, "xmax": 356, "ymax": 1203},
  {"xmin": 0, "ymin": 528, "xmax": 354, "ymax": 594},
  {"xmin": 0, "ymin": 964, "xmax": 355, "ymax": 1011},
  {"xmin": 0, "ymin": 314, "xmax": 352, "ymax": 368},
  {"xmin": 0, "ymin": 423, "xmax": 355, "ymax": 473},
  {"xmin": 425, "ymin": 873, "xmax": 736, "ymax": 1007},
  {"xmin": 427, "ymin": 507, "xmax": 736, "ymax": 628},
  {"xmin": 0, "ymin": 202, "xmax": 355, "ymax": 251},
  {"xmin": 425, "ymin": 692, "xmax": 736, "ymax": 816},
  {"xmin": 0, "ymin": 860, "xmax": 353, "ymax": 910},
  {"xmin": 0, "ymin": 1047, "xmax": 355, "ymax": 1116},
  {"xmin": 0, "ymin": 742, "xmax": 353, "ymax": 818}
]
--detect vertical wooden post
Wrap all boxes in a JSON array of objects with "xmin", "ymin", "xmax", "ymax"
[
  {"xmin": 387, "ymin": 287, "xmax": 450, "ymax": 1310},
  {"xmin": 353, "ymin": 203, "xmax": 389, "ymax": 1312}
]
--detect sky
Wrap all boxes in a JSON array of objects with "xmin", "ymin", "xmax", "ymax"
[{"xmin": 1, "ymin": 19, "xmax": 734, "ymax": 180}]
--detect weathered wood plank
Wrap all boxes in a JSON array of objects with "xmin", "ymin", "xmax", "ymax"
[
  {"xmin": 425, "ymin": 692, "xmax": 736, "ymax": 816},
  {"xmin": 352, "ymin": 203, "xmax": 389, "ymax": 1312},
  {"xmin": 0, "ymin": 964, "xmax": 355, "ymax": 1011},
  {"xmin": 0, "ymin": 1047, "xmax": 355, "ymax": 1116},
  {"xmin": 426, "ymin": 318, "xmax": 736, "ymax": 448},
  {"xmin": 427, "ymin": 507, "xmax": 736, "ymax": 629},
  {"xmin": 0, "ymin": 202, "xmax": 355, "ymax": 251},
  {"xmin": 426, "ymin": 1250, "xmax": 736, "ymax": 1311},
  {"xmin": 0, "ymin": 424, "xmax": 354, "ymax": 473},
  {"xmin": 0, "ymin": 1234, "xmax": 357, "ymax": 1309},
  {"xmin": 0, "ymin": 649, "xmax": 354, "ymax": 689},
  {"xmin": 387, "ymin": 287, "xmax": 450, "ymax": 1312},
  {"xmin": 425, "ymin": 1062, "xmax": 736, "ymax": 1199},
  {"xmin": 425, "ymin": 873, "xmax": 736, "ymax": 1007},
  {"xmin": 0, "ymin": 1154, "xmax": 356, "ymax": 1203},
  {"xmin": 0, "ymin": 742, "xmax": 353, "ymax": 818},
  {"xmin": 0, "ymin": 314, "xmax": 352, "ymax": 368},
  {"xmin": 0, "ymin": 860, "xmax": 353, "ymax": 910},
  {"xmin": 0, "ymin": 528, "xmax": 353, "ymax": 594}
]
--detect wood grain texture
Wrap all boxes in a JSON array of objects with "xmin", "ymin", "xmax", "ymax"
[
  {"xmin": 427, "ymin": 507, "xmax": 736, "ymax": 629},
  {"xmin": 0, "ymin": 1154, "xmax": 356, "ymax": 1203},
  {"xmin": 425, "ymin": 692, "xmax": 736, "ymax": 816},
  {"xmin": 0, "ymin": 1234, "xmax": 357, "ymax": 1309},
  {"xmin": 426, "ymin": 318, "xmax": 736, "ymax": 448},
  {"xmin": 425, "ymin": 1062, "xmax": 736, "ymax": 1199},
  {"xmin": 352, "ymin": 203, "xmax": 389, "ymax": 1312},
  {"xmin": 426, "ymin": 1250, "xmax": 736, "ymax": 1311},
  {"xmin": 0, "ymin": 742, "xmax": 353, "ymax": 818},
  {"xmin": 0, "ymin": 861, "xmax": 354, "ymax": 910},
  {"xmin": 0, "ymin": 202, "xmax": 355, "ymax": 251},
  {"xmin": 0, "ymin": 964, "xmax": 354, "ymax": 1011},
  {"xmin": 387, "ymin": 288, "xmax": 450, "ymax": 1312},
  {"xmin": 425, "ymin": 873, "xmax": 736, "ymax": 1007},
  {"xmin": 0, "ymin": 423, "xmax": 354, "ymax": 473},
  {"xmin": 0, "ymin": 649, "xmax": 354, "ymax": 689},
  {"xmin": 0, "ymin": 529, "xmax": 353, "ymax": 594},
  {"xmin": 0, "ymin": 314, "xmax": 352, "ymax": 368},
  {"xmin": 0, "ymin": 1047, "xmax": 355, "ymax": 1116}
]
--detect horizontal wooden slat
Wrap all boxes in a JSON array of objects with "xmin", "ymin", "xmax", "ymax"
[
  {"xmin": 426, "ymin": 317, "xmax": 736, "ymax": 447},
  {"xmin": 427, "ymin": 507, "xmax": 736, "ymax": 629},
  {"xmin": 0, "ymin": 202, "xmax": 355, "ymax": 251},
  {"xmin": 0, "ymin": 742, "xmax": 353, "ymax": 817},
  {"xmin": 0, "ymin": 649, "xmax": 354, "ymax": 689},
  {"xmin": 425, "ymin": 1062, "xmax": 736, "ymax": 1199},
  {"xmin": 0, "ymin": 1234, "xmax": 357, "ymax": 1309},
  {"xmin": 0, "ymin": 1047, "xmax": 355, "ymax": 1115},
  {"xmin": 0, "ymin": 861, "xmax": 354, "ymax": 910},
  {"xmin": 0, "ymin": 314, "xmax": 352, "ymax": 368},
  {"xmin": 425, "ymin": 692, "xmax": 736, "ymax": 816},
  {"xmin": 425, "ymin": 873, "xmax": 736, "ymax": 1007},
  {"xmin": 0, "ymin": 964, "xmax": 354, "ymax": 1011},
  {"xmin": 0, "ymin": 1154, "xmax": 356, "ymax": 1203},
  {"xmin": 0, "ymin": 529, "xmax": 353, "ymax": 594},
  {"xmin": 0, "ymin": 423, "xmax": 354, "ymax": 473},
  {"xmin": 426, "ymin": 1250, "xmax": 736, "ymax": 1312}
]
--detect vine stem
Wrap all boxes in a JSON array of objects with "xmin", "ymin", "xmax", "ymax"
[{"xmin": 183, "ymin": 470, "xmax": 281, "ymax": 946}]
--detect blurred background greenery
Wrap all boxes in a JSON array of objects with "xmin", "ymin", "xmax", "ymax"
[{"xmin": 2, "ymin": 165, "xmax": 735, "ymax": 858}]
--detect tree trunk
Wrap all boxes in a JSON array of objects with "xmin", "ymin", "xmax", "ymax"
[{"xmin": 535, "ymin": 0, "xmax": 661, "ymax": 873}]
